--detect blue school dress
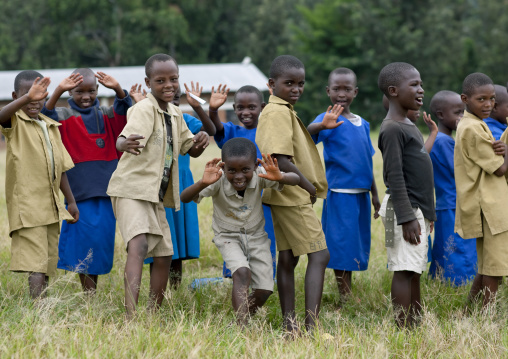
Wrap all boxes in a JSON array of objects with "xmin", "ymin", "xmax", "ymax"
[
  {"xmin": 215, "ymin": 122, "xmax": 277, "ymax": 277},
  {"xmin": 429, "ymin": 132, "xmax": 477, "ymax": 285},
  {"xmin": 312, "ymin": 113, "xmax": 374, "ymax": 271},
  {"xmin": 484, "ymin": 117, "xmax": 507, "ymax": 141}
]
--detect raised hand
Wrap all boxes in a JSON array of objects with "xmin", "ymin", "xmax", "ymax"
[
  {"xmin": 321, "ymin": 104, "xmax": 344, "ymax": 129},
  {"xmin": 184, "ymin": 81, "xmax": 204, "ymax": 108},
  {"xmin": 130, "ymin": 84, "xmax": 147, "ymax": 103},
  {"xmin": 27, "ymin": 77, "xmax": 51, "ymax": 102},
  {"xmin": 96, "ymin": 71, "xmax": 120, "ymax": 90},
  {"xmin": 59, "ymin": 73, "xmax": 83, "ymax": 91},
  {"xmin": 192, "ymin": 131, "xmax": 209, "ymax": 149},
  {"xmin": 201, "ymin": 158, "xmax": 223, "ymax": 185},
  {"xmin": 258, "ymin": 153, "xmax": 283, "ymax": 181},
  {"xmin": 423, "ymin": 111, "xmax": 438, "ymax": 133},
  {"xmin": 209, "ymin": 84, "xmax": 230, "ymax": 111}
]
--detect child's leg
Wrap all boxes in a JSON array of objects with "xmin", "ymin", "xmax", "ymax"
[
  {"xmin": 334, "ymin": 270, "xmax": 352, "ymax": 300},
  {"xmin": 79, "ymin": 274, "xmax": 98, "ymax": 293},
  {"xmin": 467, "ymin": 273, "xmax": 484, "ymax": 304},
  {"xmin": 305, "ymin": 248, "xmax": 330, "ymax": 331},
  {"xmin": 391, "ymin": 270, "xmax": 415, "ymax": 328},
  {"xmin": 149, "ymin": 256, "xmax": 172, "ymax": 310},
  {"xmin": 481, "ymin": 275, "xmax": 501, "ymax": 307},
  {"xmin": 169, "ymin": 259, "xmax": 182, "ymax": 288},
  {"xmin": 124, "ymin": 234, "xmax": 149, "ymax": 318},
  {"xmin": 277, "ymin": 249, "xmax": 300, "ymax": 332},
  {"xmin": 410, "ymin": 273, "xmax": 422, "ymax": 322},
  {"xmin": 28, "ymin": 273, "xmax": 48, "ymax": 299},
  {"xmin": 232, "ymin": 267, "xmax": 251, "ymax": 326},
  {"xmin": 248, "ymin": 289, "xmax": 272, "ymax": 315}
]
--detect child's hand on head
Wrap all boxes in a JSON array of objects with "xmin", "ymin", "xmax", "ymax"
[
  {"xmin": 192, "ymin": 131, "xmax": 209, "ymax": 149},
  {"xmin": 209, "ymin": 84, "xmax": 230, "ymax": 111},
  {"xmin": 423, "ymin": 112, "xmax": 438, "ymax": 133},
  {"xmin": 66, "ymin": 202, "xmax": 79, "ymax": 224},
  {"xmin": 184, "ymin": 81, "xmax": 204, "ymax": 108},
  {"xmin": 129, "ymin": 84, "xmax": 147, "ymax": 103},
  {"xmin": 321, "ymin": 104, "xmax": 344, "ymax": 129},
  {"xmin": 59, "ymin": 73, "xmax": 83, "ymax": 91},
  {"xmin": 119, "ymin": 134, "xmax": 145, "ymax": 155},
  {"xmin": 201, "ymin": 158, "xmax": 223, "ymax": 185},
  {"xmin": 258, "ymin": 153, "xmax": 283, "ymax": 181},
  {"xmin": 27, "ymin": 77, "xmax": 51, "ymax": 102},
  {"xmin": 96, "ymin": 72, "xmax": 120, "ymax": 90},
  {"xmin": 492, "ymin": 140, "xmax": 507, "ymax": 157}
]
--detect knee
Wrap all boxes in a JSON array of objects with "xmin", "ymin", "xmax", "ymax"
[
  {"xmin": 256, "ymin": 289, "xmax": 272, "ymax": 302},
  {"xmin": 309, "ymin": 249, "xmax": 330, "ymax": 267},
  {"xmin": 128, "ymin": 235, "xmax": 148, "ymax": 258},
  {"xmin": 233, "ymin": 267, "xmax": 251, "ymax": 286}
]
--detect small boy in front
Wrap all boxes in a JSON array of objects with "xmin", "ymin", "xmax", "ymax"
[
  {"xmin": 107, "ymin": 54, "xmax": 209, "ymax": 318},
  {"xmin": 180, "ymin": 138, "xmax": 299, "ymax": 326},
  {"xmin": 455, "ymin": 73, "xmax": 508, "ymax": 309},
  {"xmin": 483, "ymin": 84, "xmax": 508, "ymax": 140},
  {"xmin": 377, "ymin": 62, "xmax": 436, "ymax": 329},
  {"xmin": 0, "ymin": 71, "xmax": 78, "ymax": 299},
  {"xmin": 255, "ymin": 55, "xmax": 342, "ymax": 333}
]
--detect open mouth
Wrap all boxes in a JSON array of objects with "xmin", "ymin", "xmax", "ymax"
[
  {"xmin": 233, "ymin": 181, "xmax": 246, "ymax": 189},
  {"xmin": 416, "ymin": 97, "xmax": 423, "ymax": 106}
]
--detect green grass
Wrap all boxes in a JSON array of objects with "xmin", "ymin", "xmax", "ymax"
[{"xmin": 0, "ymin": 139, "xmax": 507, "ymax": 358}]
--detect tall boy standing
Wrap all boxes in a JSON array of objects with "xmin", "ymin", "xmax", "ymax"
[
  {"xmin": 256, "ymin": 55, "xmax": 341, "ymax": 332},
  {"xmin": 377, "ymin": 62, "xmax": 436, "ymax": 328}
]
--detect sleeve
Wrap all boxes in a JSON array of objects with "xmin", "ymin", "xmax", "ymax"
[
  {"xmin": 379, "ymin": 124, "xmax": 416, "ymax": 224},
  {"xmin": 194, "ymin": 179, "xmax": 221, "ymax": 203},
  {"xmin": 54, "ymin": 129, "xmax": 75, "ymax": 172},
  {"xmin": 310, "ymin": 113, "xmax": 327, "ymax": 144},
  {"xmin": 0, "ymin": 115, "xmax": 17, "ymax": 134},
  {"xmin": 105, "ymin": 91, "xmax": 132, "ymax": 139},
  {"xmin": 461, "ymin": 124, "xmax": 504, "ymax": 174},
  {"xmin": 183, "ymin": 113, "xmax": 203, "ymax": 135},
  {"xmin": 177, "ymin": 111, "xmax": 195, "ymax": 155},
  {"xmin": 257, "ymin": 167, "xmax": 284, "ymax": 191},
  {"xmin": 365, "ymin": 121, "xmax": 375, "ymax": 156},
  {"xmin": 255, "ymin": 108, "xmax": 294, "ymax": 157},
  {"xmin": 431, "ymin": 137, "xmax": 454, "ymax": 174},
  {"xmin": 112, "ymin": 90, "xmax": 133, "ymax": 116},
  {"xmin": 41, "ymin": 105, "xmax": 61, "ymax": 122},
  {"xmin": 119, "ymin": 101, "xmax": 155, "ymax": 153},
  {"xmin": 214, "ymin": 121, "xmax": 234, "ymax": 149}
]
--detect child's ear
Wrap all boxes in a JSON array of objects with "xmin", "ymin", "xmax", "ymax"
[
  {"xmin": 460, "ymin": 94, "xmax": 468, "ymax": 104},
  {"xmin": 326, "ymin": 86, "xmax": 331, "ymax": 97},
  {"xmin": 268, "ymin": 78, "xmax": 275, "ymax": 89},
  {"xmin": 144, "ymin": 77, "xmax": 151, "ymax": 89},
  {"xmin": 12, "ymin": 91, "xmax": 18, "ymax": 100},
  {"xmin": 388, "ymin": 86, "xmax": 398, "ymax": 97},
  {"xmin": 492, "ymin": 102, "xmax": 499, "ymax": 113},
  {"xmin": 261, "ymin": 102, "xmax": 266, "ymax": 109},
  {"xmin": 353, "ymin": 87, "xmax": 359, "ymax": 98},
  {"xmin": 436, "ymin": 110, "xmax": 444, "ymax": 121},
  {"xmin": 233, "ymin": 103, "xmax": 237, "ymax": 111},
  {"xmin": 96, "ymin": 84, "xmax": 99, "ymax": 91}
]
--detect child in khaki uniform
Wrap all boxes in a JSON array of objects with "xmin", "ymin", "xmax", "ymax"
[
  {"xmin": 0, "ymin": 71, "xmax": 78, "ymax": 299},
  {"xmin": 455, "ymin": 73, "xmax": 508, "ymax": 309},
  {"xmin": 107, "ymin": 54, "xmax": 209, "ymax": 318},
  {"xmin": 255, "ymin": 55, "xmax": 342, "ymax": 333}
]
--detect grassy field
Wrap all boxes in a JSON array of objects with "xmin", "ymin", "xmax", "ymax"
[{"xmin": 0, "ymin": 138, "xmax": 507, "ymax": 358}]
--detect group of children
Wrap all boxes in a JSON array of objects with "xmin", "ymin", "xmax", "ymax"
[{"xmin": 1, "ymin": 53, "xmax": 507, "ymax": 331}]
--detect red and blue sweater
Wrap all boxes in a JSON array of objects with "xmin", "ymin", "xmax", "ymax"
[{"xmin": 41, "ymin": 92, "xmax": 132, "ymax": 202}]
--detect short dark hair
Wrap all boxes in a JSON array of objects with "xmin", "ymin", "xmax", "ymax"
[
  {"xmin": 494, "ymin": 84, "xmax": 508, "ymax": 104},
  {"xmin": 378, "ymin": 62, "xmax": 417, "ymax": 96},
  {"xmin": 145, "ymin": 53, "xmax": 178, "ymax": 77},
  {"xmin": 269, "ymin": 55, "xmax": 304, "ymax": 79},
  {"xmin": 328, "ymin": 67, "xmax": 357, "ymax": 85},
  {"xmin": 429, "ymin": 90, "xmax": 459, "ymax": 118},
  {"xmin": 72, "ymin": 68, "xmax": 95, "ymax": 79},
  {"xmin": 234, "ymin": 85, "xmax": 264, "ymax": 104},
  {"xmin": 462, "ymin": 72, "xmax": 493, "ymax": 96},
  {"xmin": 14, "ymin": 70, "xmax": 44, "ymax": 93},
  {"xmin": 222, "ymin": 138, "xmax": 257, "ymax": 163}
]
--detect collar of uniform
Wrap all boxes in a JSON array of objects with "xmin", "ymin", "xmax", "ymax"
[
  {"xmin": 16, "ymin": 109, "xmax": 60, "ymax": 127},
  {"xmin": 462, "ymin": 110, "xmax": 482, "ymax": 122},
  {"xmin": 269, "ymin": 95, "xmax": 294, "ymax": 111},
  {"xmin": 223, "ymin": 170, "xmax": 259, "ymax": 197},
  {"xmin": 146, "ymin": 93, "xmax": 181, "ymax": 119}
]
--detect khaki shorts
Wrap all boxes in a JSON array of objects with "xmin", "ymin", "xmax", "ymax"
[
  {"xmin": 10, "ymin": 223, "xmax": 60, "ymax": 277},
  {"xmin": 477, "ymin": 214, "xmax": 508, "ymax": 276},
  {"xmin": 111, "ymin": 197, "xmax": 173, "ymax": 258},
  {"xmin": 214, "ymin": 222, "xmax": 274, "ymax": 291},
  {"xmin": 271, "ymin": 204, "xmax": 327, "ymax": 256}
]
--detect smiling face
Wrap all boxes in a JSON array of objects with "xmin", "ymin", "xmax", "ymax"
[
  {"xmin": 13, "ymin": 80, "xmax": 45, "ymax": 119},
  {"xmin": 326, "ymin": 73, "xmax": 358, "ymax": 113},
  {"xmin": 233, "ymin": 92, "xmax": 264, "ymax": 129},
  {"xmin": 461, "ymin": 84, "xmax": 495, "ymax": 119},
  {"xmin": 145, "ymin": 60, "xmax": 179, "ymax": 110},
  {"xmin": 223, "ymin": 155, "xmax": 257, "ymax": 192},
  {"xmin": 396, "ymin": 68, "xmax": 424, "ymax": 112},
  {"xmin": 69, "ymin": 75, "xmax": 98, "ymax": 109},
  {"xmin": 269, "ymin": 67, "xmax": 305, "ymax": 105}
]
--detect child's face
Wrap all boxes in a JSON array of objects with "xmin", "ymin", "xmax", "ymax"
[
  {"xmin": 440, "ymin": 94, "xmax": 464, "ymax": 131},
  {"xmin": 396, "ymin": 68, "xmax": 424, "ymax": 112},
  {"xmin": 491, "ymin": 98, "xmax": 508, "ymax": 125},
  {"xmin": 13, "ymin": 80, "xmax": 44, "ymax": 119},
  {"xmin": 407, "ymin": 110, "xmax": 420, "ymax": 123},
  {"xmin": 326, "ymin": 73, "xmax": 358, "ymax": 113},
  {"xmin": 69, "ymin": 75, "xmax": 98, "ymax": 109},
  {"xmin": 269, "ymin": 67, "xmax": 305, "ymax": 105},
  {"xmin": 145, "ymin": 60, "xmax": 179, "ymax": 110},
  {"xmin": 461, "ymin": 84, "xmax": 495, "ymax": 119},
  {"xmin": 233, "ymin": 92, "xmax": 264, "ymax": 130},
  {"xmin": 171, "ymin": 90, "xmax": 181, "ymax": 107},
  {"xmin": 223, "ymin": 155, "xmax": 257, "ymax": 192}
]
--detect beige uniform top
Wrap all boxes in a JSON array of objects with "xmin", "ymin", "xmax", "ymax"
[
  {"xmin": 255, "ymin": 95, "xmax": 327, "ymax": 206},
  {"xmin": 107, "ymin": 93, "xmax": 195, "ymax": 210},
  {"xmin": 454, "ymin": 110, "xmax": 508, "ymax": 238},
  {"xmin": 1, "ymin": 110, "xmax": 74, "ymax": 236}
]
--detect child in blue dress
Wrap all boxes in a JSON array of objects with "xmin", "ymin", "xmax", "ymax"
[
  {"xmin": 307, "ymin": 68, "xmax": 380, "ymax": 301},
  {"xmin": 202, "ymin": 84, "xmax": 277, "ymax": 279},
  {"xmin": 428, "ymin": 90, "xmax": 477, "ymax": 285},
  {"xmin": 484, "ymin": 84, "xmax": 508, "ymax": 140}
]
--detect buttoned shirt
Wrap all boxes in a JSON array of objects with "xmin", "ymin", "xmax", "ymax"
[
  {"xmin": 255, "ymin": 95, "xmax": 327, "ymax": 206},
  {"xmin": 107, "ymin": 93, "xmax": 195, "ymax": 210},
  {"xmin": 1, "ymin": 110, "xmax": 74, "ymax": 236},
  {"xmin": 454, "ymin": 110, "xmax": 508, "ymax": 238}
]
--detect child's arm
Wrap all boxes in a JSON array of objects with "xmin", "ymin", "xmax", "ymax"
[
  {"xmin": 180, "ymin": 158, "xmax": 223, "ymax": 203},
  {"xmin": 371, "ymin": 177, "xmax": 380, "ymax": 219},
  {"xmin": 96, "ymin": 72, "xmax": 126, "ymax": 99},
  {"xmin": 43, "ymin": 74, "xmax": 83, "ymax": 111},
  {"xmin": 492, "ymin": 140, "xmax": 508, "ymax": 176},
  {"xmin": 272, "ymin": 154, "xmax": 317, "ymax": 204},
  {"xmin": 207, "ymin": 84, "xmax": 230, "ymax": 136},
  {"xmin": 129, "ymin": 84, "xmax": 147, "ymax": 103},
  {"xmin": 186, "ymin": 132, "xmax": 210, "ymax": 157},
  {"xmin": 184, "ymin": 82, "xmax": 216, "ymax": 136},
  {"xmin": 60, "ymin": 172, "xmax": 79, "ymax": 224},
  {"xmin": 257, "ymin": 153, "xmax": 300, "ymax": 185},
  {"xmin": 423, "ymin": 111, "xmax": 438, "ymax": 153},
  {"xmin": 307, "ymin": 105, "xmax": 344, "ymax": 135},
  {"xmin": 116, "ymin": 135, "xmax": 145, "ymax": 155},
  {"xmin": 0, "ymin": 77, "xmax": 50, "ymax": 126}
]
